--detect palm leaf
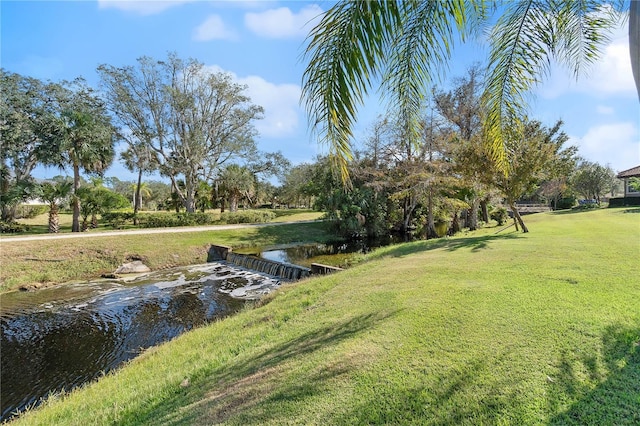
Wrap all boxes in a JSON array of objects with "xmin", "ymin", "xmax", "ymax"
[{"xmin": 484, "ymin": 0, "xmax": 625, "ymax": 171}]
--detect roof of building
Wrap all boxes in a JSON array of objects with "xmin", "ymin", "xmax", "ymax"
[{"xmin": 617, "ymin": 165, "xmax": 640, "ymax": 178}]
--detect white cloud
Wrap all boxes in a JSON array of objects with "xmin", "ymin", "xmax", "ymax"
[
  {"xmin": 569, "ymin": 122, "xmax": 640, "ymax": 171},
  {"xmin": 203, "ymin": 65, "xmax": 301, "ymax": 139},
  {"xmin": 244, "ymin": 5, "xmax": 323, "ymax": 39},
  {"xmin": 97, "ymin": 0, "xmax": 194, "ymax": 15},
  {"xmin": 596, "ymin": 105, "xmax": 615, "ymax": 115},
  {"xmin": 193, "ymin": 15, "xmax": 237, "ymax": 41},
  {"xmin": 539, "ymin": 24, "xmax": 635, "ymax": 99}
]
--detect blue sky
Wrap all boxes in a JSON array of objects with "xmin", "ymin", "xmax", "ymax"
[{"xmin": 2, "ymin": 0, "xmax": 638, "ymax": 183}]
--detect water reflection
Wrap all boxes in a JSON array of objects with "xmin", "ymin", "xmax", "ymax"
[
  {"xmin": 0, "ymin": 263, "xmax": 279, "ymax": 422},
  {"xmin": 239, "ymin": 239, "xmax": 394, "ymax": 268}
]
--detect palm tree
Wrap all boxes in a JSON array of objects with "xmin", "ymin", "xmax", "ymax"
[
  {"xmin": 129, "ymin": 181, "xmax": 152, "ymax": 212},
  {"xmin": 38, "ymin": 180, "xmax": 72, "ymax": 233},
  {"xmin": 121, "ymin": 143, "xmax": 157, "ymax": 216},
  {"xmin": 47, "ymin": 81, "xmax": 116, "ymax": 232},
  {"xmin": 219, "ymin": 165, "xmax": 255, "ymax": 212},
  {"xmin": 302, "ymin": 1, "xmax": 635, "ymax": 182}
]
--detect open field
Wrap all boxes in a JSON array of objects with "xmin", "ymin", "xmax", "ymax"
[{"xmin": 7, "ymin": 207, "xmax": 640, "ymax": 425}]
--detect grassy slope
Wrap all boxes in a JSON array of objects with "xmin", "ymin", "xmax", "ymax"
[{"xmin": 10, "ymin": 208, "xmax": 640, "ymax": 425}]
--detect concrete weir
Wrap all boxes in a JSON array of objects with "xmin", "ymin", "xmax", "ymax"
[{"xmin": 207, "ymin": 244, "xmax": 342, "ymax": 281}]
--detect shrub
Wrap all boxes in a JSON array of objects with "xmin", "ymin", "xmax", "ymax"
[
  {"xmin": 139, "ymin": 212, "xmax": 217, "ymax": 228},
  {"xmin": 219, "ymin": 210, "xmax": 275, "ymax": 224},
  {"xmin": 490, "ymin": 206, "xmax": 509, "ymax": 226},
  {"xmin": 0, "ymin": 221, "xmax": 30, "ymax": 233},
  {"xmin": 14, "ymin": 204, "xmax": 48, "ymax": 219},
  {"xmin": 555, "ymin": 197, "xmax": 576, "ymax": 210},
  {"xmin": 101, "ymin": 211, "xmax": 136, "ymax": 229}
]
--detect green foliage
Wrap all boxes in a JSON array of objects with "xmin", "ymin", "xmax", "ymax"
[
  {"xmin": 0, "ymin": 220, "xmax": 30, "ymax": 233},
  {"xmin": 219, "ymin": 210, "xmax": 275, "ymax": 224},
  {"xmin": 98, "ymin": 53, "xmax": 263, "ymax": 213},
  {"xmin": 101, "ymin": 211, "xmax": 136, "ymax": 229},
  {"xmin": 556, "ymin": 196, "xmax": 576, "ymax": 210},
  {"xmin": 13, "ymin": 204, "xmax": 48, "ymax": 219},
  {"xmin": 302, "ymin": 1, "xmax": 628, "ymax": 181},
  {"xmin": 139, "ymin": 212, "xmax": 216, "ymax": 228},
  {"xmin": 572, "ymin": 161, "xmax": 618, "ymax": 204},
  {"xmin": 490, "ymin": 206, "xmax": 508, "ymax": 225}
]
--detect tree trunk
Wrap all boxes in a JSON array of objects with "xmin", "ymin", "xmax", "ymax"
[
  {"xmin": 480, "ymin": 199, "xmax": 489, "ymax": 223},
  {"xmin": 448, "ymin": 209, "xmax": 460, "ymax": 236},
  {"xmin": 509, "ymin": 203, "xmax": 529, "ymax": 233},
  {"xmin": 229, "ymin": 193, "xmax": 239, "ymax": 212},
  {"xmin": 133, "ymin": 169, "xmax": 143, "ymax": 225},
  {"xmin": 72, "ymin": 162, "xmax": 81, "ymax": 232},
  {"xmin": 467, "ymin": 198, "xmax": 481, "ymax": 231},
  {"xmin": 631, "ymin": 0, "xmax": 639, "ymax": 100},
  {"xmin": 425, "ymin": 190, "xmax": 438, "ymax": 239},
  {"xmin": 48, "ymin": 204, "xmax": 59, "ymax": 233}
]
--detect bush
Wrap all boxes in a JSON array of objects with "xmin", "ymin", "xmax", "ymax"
[
  {"xmin": 139, "ymin": 212, "xmax": 217, "ymax": 228},
  {"xmin": 219, "ymin": 210, "xmax": 275, "ymax": 224},
  {"xmin": 1, "ymin": 221, "xmax": 30, "ymax": 233},
  {"xmin": 14, "ymin": 204, "xmax": 48, "ymax": 219},
  {"xmin": 101, "ymin": 211, "xmax": 136, "ymax": 229},
  {"xmin": 555, "ymin": 197, "xmax": 576, "ymax": 210},
  {"xmin": 490, "ymin": 206, "xmax": 509, "ymax": 226}
]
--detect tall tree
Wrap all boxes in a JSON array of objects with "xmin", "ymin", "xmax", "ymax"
[
  {"xmin": 45, "ymin": 79, "xmax": 116, "ymax": 232},
  {"xmin": 434, "ymin": 66, "xmax": 488, "ymax": 231},
  {"xmin": 98, "ymin": 53, "xmax": 263, "ymax": 213},
  {"xmin": 487, "ymin": 119, "xmax": 574, "ymax": 232},
  {"xmin": 0, "ymin": 70, "xmax": 61, "ymax": 221},
  {"xmin": 120, "ymin": 143, "xmax": 157, "ymax": 218},
  {"xmin": 302, "ymin": 1, "xmax": 632, "ymax": 181},
  {"xmin": 572, "ymin": 161, "xmax": 618, "ymax": 204}
]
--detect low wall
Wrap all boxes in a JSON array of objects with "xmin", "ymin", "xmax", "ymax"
[
  {"xmin": 310, "ymin": 263, "xmax": 344, "ymax": 275},
  {"xmin": 208, "ymin": 244, "xmax": 343, "ymax": 281}
]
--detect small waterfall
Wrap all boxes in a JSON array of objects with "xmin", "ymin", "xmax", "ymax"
[{"xmin": 224, "ymin": 252, "xmax": 311, "ymax": 281}]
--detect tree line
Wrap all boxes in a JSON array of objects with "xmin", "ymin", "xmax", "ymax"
[
  {"xmin": 1, "ymin": 53, "xmax": 288, "ymax": 231},
  {"xmin": 1, "ymin": 50, "xmax": 624, "ymax": 237},
  {"xmin": 281, "ymin": 67, "xmax": 620, "ymax": 239}
]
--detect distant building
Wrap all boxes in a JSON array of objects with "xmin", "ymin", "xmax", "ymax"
[
  {"xmin": 609, "ymin": 165, "xmax": 640, "ymax": 206},
  {"xmin": 617, "ymin": 165, "xmax": 640, "ymax": 198}
]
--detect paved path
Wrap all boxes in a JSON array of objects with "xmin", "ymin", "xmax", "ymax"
[{"xmin": 0, "ymin": 220, "xmax": 319, "ymax": 243}]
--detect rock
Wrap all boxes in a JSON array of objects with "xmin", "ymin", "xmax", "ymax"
[{"xmin": 114, "ymin": 260, "xmax": 151, "ymax": 274}]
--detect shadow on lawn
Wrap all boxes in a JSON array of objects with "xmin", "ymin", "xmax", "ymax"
[
  {"xmin": 548, "ymin": 324, "xmax": 640, "ymax": 425},
  {"xmin": 366, "ymin": 233, "xmax": 520, "ymax": 260},
  {"xmin": 119, "ymin": 309, "xmax": 397, "ymax": 425}
]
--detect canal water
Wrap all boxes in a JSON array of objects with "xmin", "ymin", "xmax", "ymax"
[{"xmin": 0, "ymin": 262, "xmax": 280, "ymax": 422}]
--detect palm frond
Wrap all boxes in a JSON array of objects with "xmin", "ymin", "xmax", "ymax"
[
  {"xmin": 484, "ymin": 0, "xmax": 625, "ymax": 172},
  {"xmin": 382, "ymin": 0, "xmax": 478, "ymax": 150},
  {"xmin": 302, "ymin": 1, "xmax": 400, "ymax": 184}
]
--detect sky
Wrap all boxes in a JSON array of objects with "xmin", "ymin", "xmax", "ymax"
[{"xmin": 1, "ymin": 0, "xmax": 638, "ymax": 184}]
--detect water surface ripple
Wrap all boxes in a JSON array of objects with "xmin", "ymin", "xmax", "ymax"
[{"xmin": 0, "ymin": 262, "xmax": 280, "ymax": 421}]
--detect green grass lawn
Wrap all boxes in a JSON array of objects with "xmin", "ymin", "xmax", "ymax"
[{"xmin": 8, "ymin": 208, "xmax": 640, "ymax": 425}]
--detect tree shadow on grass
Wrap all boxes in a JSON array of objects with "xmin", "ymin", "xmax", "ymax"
[
  {"xmin": 548, "ymin": 324, "xmax": 640, "ymax": 425},
  {"xmin": 118, "ymin": 309, "xmax": 398, "ymax": 425},
  {"xmin": 366, "ymin": 233, "xmax": 521, "ymax": 261}
]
